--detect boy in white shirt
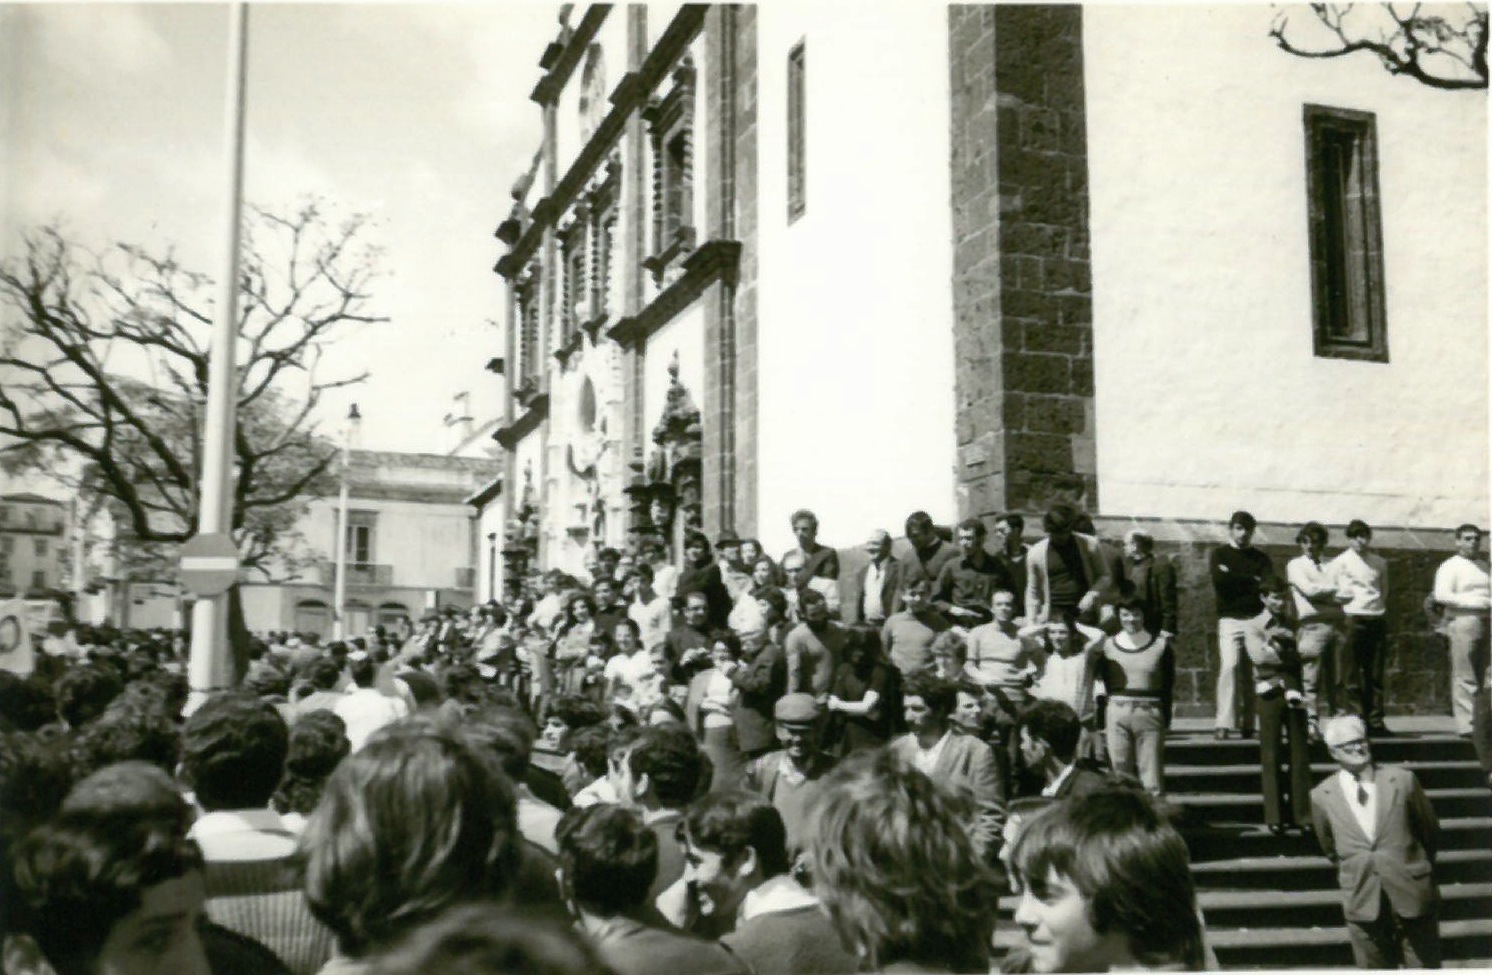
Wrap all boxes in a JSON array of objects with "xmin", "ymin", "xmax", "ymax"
[
  {"xmin": 1433, "ymin": 524, "xmax": 1490, "ymax": 736},
  {"xmin": 1330, "ymin": 520, "xmax": 1390, "ymax": 735}
]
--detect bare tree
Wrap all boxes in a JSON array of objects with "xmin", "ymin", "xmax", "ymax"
[
  {"xmin": 1270, "ymin": 3, "xmax": 1488, "ymax": 90},
  {"xmin": 0, "ymin": 200, "xmax": 386, "ymax": 592}
]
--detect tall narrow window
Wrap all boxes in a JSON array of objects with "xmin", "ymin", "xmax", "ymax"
[
  {"xmin": 787, "ymin": 42, "xmax": 806, "ymax": 223},
  {"xmin": 1304, "ymin": 105, "xmax": 1387, "ymax": 362},
  {"xmin": 346, "ymin": 511, "xmax": 377, "ymax": 566}
]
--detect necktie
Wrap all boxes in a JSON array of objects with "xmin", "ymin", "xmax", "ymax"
[{"xmin": 1354, "ymin": 778, "xmax": 1369, "ymax": 807}]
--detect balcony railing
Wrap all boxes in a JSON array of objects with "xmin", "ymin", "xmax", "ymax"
[{"xmin": 316, "ymin": 562, "xmax": 393, "ymax": 587}]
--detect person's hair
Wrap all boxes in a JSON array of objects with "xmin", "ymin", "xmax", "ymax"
[
  {"xmin": 554, "ymin": 804, "xmax": 657, "ymax": 916},
  {"xmin": 368, "ymin": 902, "xmax": 608, "ymax": 975},
  {"xmin": 683, "ymin": 790, "xmax": 791, "ymax": 878},
  {"xmin": 1042, "ymin": 504, "xmax": 1079, "ymax": 535},
  {"xmin": 1323, "ymin": 713, "xmax": 1368, "ymax": 746},
  {"xmin": 902, "ymin": 672, "xmax": 956, "ymax": 718},
  {"xmin": 611, "ymin": 617, "xmax": 641, "ymax": 644},
  {"xmin": 70, "ymin": 698, "xmax": 182, "ymax": 779},
  {"xmin": 181, "ymin": 691, "xmax": 289, "ymax": 811},
  {"xmin": 301, "ymin": 719, "xmax": 520, "ymax": 958},
  {"xmin": 756, "ymin": 586, "xmax": 788, "ymax": 619},
  {"xmin": 996, "ymin": 512, "xmax": 1025, "ymax": 536},
  {"xmin": 901, "ymin": 574, "xmax": 932, "ymax": 595},
  {"xmin": 806, "ymin": 749, "xmax": 998, "ymax": 973},
  {"xmin": 955, "ymin": 517, "xmax": 986, "ymax": 538},
  {"xmin": 349, "ymin": 655, "xmax": 377, "ymax": 688},
  {"xmin": 638, "ymin": 697, "xmax": 687, "ymax": 728},
  {"xmin": 54, "ymin": 664, "xmax": 125, "ymax": 728},
  {"xmin": 1017, "ymin": 699, "xmax": 1082, "ymax": 764},
  {"xmin": 464, "ymin": 706, "xmax": 537, "ymax": 784},
  {"xmin": 305, "ymin": 656, "xmax": 343, "ymax": 691},
  {"xmin": 625, "ymin": 725, "xmax": 703, "ymax": 809},
  {"xmin": 790, "ymin": 509, "xmax": 818, "ymax": 529},
  {"xmin": 0, "ymin": 673, "xmax": 59, "ymax": 733},
  {"xmin": 246, "ymin": 662, "xmax": 291, "ymax": 699},
  {"xmin": 1295, "ymin": 521, "xmax": 1329, "ymax": 547},
  {"xmin": 394, "ymin": 671, "xmax": 442, "ymax": 711},
  {"xmin": 60, "ymin": 760, "xmax": 190, "ymax": 824},
  {"xmin": 1345, "ymin": 519, "xmax": 1372, "ymax": 541},
  {"xmin": 1455, "ymin": 523, "xmax": 1483, "ymax": 539},
  {"xmin": 272, "ymin": 710, "xmax": 352, "ymax": 817},
  {"xmin": 4, "ymin": 810, "xmax": 204, "ymax": 975},
  {"xmin": 1229, "ymin": 510, "xmax": 1258, "ymax": 531},
  {"xmin": 682, "ymin": 531, "xmax": 712, "ymax": 556},
  {"xmin": 565, "ymin": 592, "xmax": 597, "ymax": 620},
  {"xmin": 904, "ymin": 511, "xmax": 935, "ymax": 536},
  {"xmin": 0, "ymin": 732, "xmax": 75, "ymax": 849},
  {"xmin": 628, "ymin": 562, "xmax": 655, "ymax": 584},
  {"xmin": 798, "ymin": 587, "xmax": 828, "ymax": 611},
  {"xmin": 597, "ymin": 547, "xmax": 621, "ymax": 564},
  {"xmin": 546, "ymin": 696, "xmax": 608, "ymax": 735},
  {"xmin": 928, "ymin": 629, "xmax": 967, "ymax": 666},
  {"xmin": 843, "ymin": 624, "xmax": 882, "ymax": 665},
  {"xmin": 1112, "ymin": 594, "xmax": 1148, "ymax": 619},
  {"xmin": 682, "ymin": 589, "xmax": 711, "ymax": 609},
  {"xmin": 441, "ymin": 663, "xmax": 491, "ymax": 708},
  {"xmin": 568, "ymin": 725, "xmax": 612, "ymax": 781},
  {"xmin": 1123, "ymin": 529, "xmax": 1153, "ymax": 554},
  {"xmin": 1011, "ymin": 787, "xmax": 1205, "ymax": 971}
]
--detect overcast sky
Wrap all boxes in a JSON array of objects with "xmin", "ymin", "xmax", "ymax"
[{"xmin": 1, "ymin": 2, "xmax": 559, "ymax": 456}]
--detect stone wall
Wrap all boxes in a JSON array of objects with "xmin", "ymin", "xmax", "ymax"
[{"xmin": 949, "ymin": 4, "xmax": 1096, "ymax": 523}]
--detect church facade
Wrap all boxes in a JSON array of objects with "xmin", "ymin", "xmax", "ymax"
[{"xmin": 488, "ymin": 3, "xmax": 1486, "ymax": 709}]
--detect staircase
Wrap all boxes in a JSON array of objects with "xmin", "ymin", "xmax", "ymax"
[{"xmin": 995, "ymin": 719, "xmax": 1492, "ymax": 969}]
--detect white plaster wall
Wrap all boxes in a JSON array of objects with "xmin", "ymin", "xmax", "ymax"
[
  {"xmin": 755, "ymin": 2, "xmax": 957, "ymax": 554},
  {"xmin": 302, "ymin": 496, "xmax": 476, "ymax": 590},
  {"xmin": 1084, "ymin": 5, "xmax": 1488, "ymax": 528},
  {"xmin": 475, "ymin": 497, "xmax": 506, "ymax": 602}
]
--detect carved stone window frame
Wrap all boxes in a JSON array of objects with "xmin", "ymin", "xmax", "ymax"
[
  {"xmin": 642, "ymin": 57, "xmax": 697, "ymax": 285},
  {"xmin": 556, "ymin": 205, "xmax": 590, "ymax": 366},
  {"xmin": 514, "ymin": 262, "xmax": 543, "ymax": 405},
  {"xmin": 582, "ymin": 155, "xmax": 622, "ymax": 340}
]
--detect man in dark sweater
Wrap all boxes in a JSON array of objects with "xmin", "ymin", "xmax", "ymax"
[
  {"xmin": 1209, "ymin": 510, "xmax": 1274, "ymax": 739},
  {"xmin": 934, "ymin": 518, "xmax": 1016, "ymax": 627},
  {"xmin": 895, "ymin": 510, "xmax": 960, "ymax": 612},
  {"xmin": 658, "ymin": 791, "xmax": 858, "ymax": 975}
]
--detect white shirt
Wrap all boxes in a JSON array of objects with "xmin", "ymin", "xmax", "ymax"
[
  {"xmin": 333, "ymin": 686, "xmax": 409, "ymax": 752},
  {"xmin": 1434, "ymin": 554, "xmax": 1491, "ymax": 610},
  {"xmin": 1042, "ymin": 762, "xmax": 1078, "ymax": 798},
  {"xmin": 1337, "ymin": 769, "xmax": 1377, "ymax": 841},
  {"xmin": 701, "ymin": 668, "xmax": 736, "ymax": 728},
  {"xmin": 1286, "ymin": 554, "xmax": 1342, "ymax": 621},
  {"xmin": 630, "ymin": 594, "xmax": 674, "ymax": 650},
  {"xmin": 862, "ymin": 558, "xmax": 891, "ymax": 622},
  {"xmin": 1032, "ymin": 648, "xmax": 1092, "ymax": 713},
  {"xmin": 1331, "ymin": 549, "xmax": 1388, "ymax": 617},
  {"xmin": 912, "ymin": 729, "xmax": 953, "ymax": 777},
  {"xmin": 188, "ymin": 808, "xmax": 298, "ymax": 863}
]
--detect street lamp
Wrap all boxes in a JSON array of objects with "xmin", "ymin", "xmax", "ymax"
[{"xmin": 332, "ymin": 403, "xmax": 361, "ymax": 641}]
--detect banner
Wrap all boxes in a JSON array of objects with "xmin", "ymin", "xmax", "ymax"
[{"xmin": 0, "ymin": 598, "xmax": 34, "ymax": 676}]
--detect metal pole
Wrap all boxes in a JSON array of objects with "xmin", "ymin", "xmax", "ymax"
[
  {"xmin": 333, "ymin": 439, "xmax": 350, "ymax": 641},
  {"xmin": 186, "ymin": 2, "xmax": 249, "ymax": 714}
]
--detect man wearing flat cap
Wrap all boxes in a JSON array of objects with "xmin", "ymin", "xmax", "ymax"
[{"xmin": 743, "ymin": 693, "xmax": 837, "ymax": 854}]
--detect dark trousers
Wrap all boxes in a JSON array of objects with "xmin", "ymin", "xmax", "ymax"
[
  {"xmin": 1341, "ymin": 615, "xmax": 1388, "ymax": 726},
  {"xmin": 1345, "ymin": 893, "xmax": 1441, "ymax": 969},
  {"xmin": 1258, "ymin": 689, "xmax": 1312, "ymax": 826},
  {"xmin": 1471, "ymin": 685, "xmax": 1492, "ymax": 783}
]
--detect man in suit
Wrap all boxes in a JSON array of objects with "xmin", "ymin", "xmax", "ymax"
[
  {"xmin": 889, "ymin": 671, "xmax": 1005, "ymax": 858},
  {"xmin": 849, "ymin": 528, "xmax": 903, "ymax": 625},
  {"xmin": 1311, "ymin": 715, "xmax": 1441, "ymax": 969},
  {"xmin": 1016, "ymin": 698, "xmax": 1109, "ymax": 800}
]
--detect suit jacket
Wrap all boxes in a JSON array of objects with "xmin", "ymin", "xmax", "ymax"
[
  {"xmin": 1053, "ymin": 765, "xmax": 1109, "ymax": 801},
  {"xmin": 1025, "ymin": 533, "xmax": 1114, "ymax": 625},
  {"xmin": 1128, "ymin": 556, "xmax": 1179, "ymax": 635},
  {"xmin": 1310, "ymin": 764, "xmax": 1439, "ymax": 922},
  {"xmin": 730, "ymin": 642, "xmax": 788, "ymax": 755},
  {"xmin": 890, "ymin": 730, "xmax": 1006, "ymax": 857},
  {"xmin": 848, "ymin": 558, "xmax": 905, "ymax": 624},
  {"xmin": 894, "ymin": 539, "xmax": 961, "ymax": 612}
]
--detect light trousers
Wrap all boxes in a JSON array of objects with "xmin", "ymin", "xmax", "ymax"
[
  {"xmin": 1445, "ymin": 614, "xmax": 1489, "ymax": 735},
  {"xmin": 1106, "ymin": 697, "xmax": 1166, "ymax": 795},
  {"xmin": 1216, "ymin": 617, "xmax": 1259, "ymax": 732}
]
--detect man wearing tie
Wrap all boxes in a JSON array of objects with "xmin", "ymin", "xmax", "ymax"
[{"xmin": 1311, "ymin": 715, "xmax": 1441, "ymax": 969}]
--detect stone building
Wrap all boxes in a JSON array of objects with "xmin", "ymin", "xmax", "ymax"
[
  {"xmin": 0, "ymin": 493, "xmax": 67, "ymax": 596},
  {"xmin": 490, "ymin": 4, "xmax": 1486, "ymax": 713}
]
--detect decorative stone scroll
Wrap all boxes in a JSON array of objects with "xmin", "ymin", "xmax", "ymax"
[
  {"xmin": 501, "ymin": 461, "xmax": 541, "ymax": 585},
  {"xmin": 624, "ymin": 351, "xmax": 702, "ymax": 558}
]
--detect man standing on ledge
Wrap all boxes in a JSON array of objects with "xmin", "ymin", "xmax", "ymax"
[
  {"xmin": 1209, "ymin": 510, "xmax": 1273, "ymax": 740},
  {"xmin": 1333, "ymin": 520, "xmax": 1391, "ymax": 736},
  {"xmin": 781, "ymin": 509, "xmax": 839, "ymax": 594},
  {"xmin": 896, "ymin": 511, "xmax": 959, "ymax": 611},
  {"xmin": 1433, "ymin": 524, "xmax": 1490, "ymax": 737}
]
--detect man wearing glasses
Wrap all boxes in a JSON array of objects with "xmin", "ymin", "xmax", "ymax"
[{"xmin": 1310, "ymin": 715, "xmax": 1441, "ymax": 969}]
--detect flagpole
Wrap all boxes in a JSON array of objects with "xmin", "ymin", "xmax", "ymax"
[{"xmin": 186, "ymin": 2, "xmax": 249, "ymax": 714}]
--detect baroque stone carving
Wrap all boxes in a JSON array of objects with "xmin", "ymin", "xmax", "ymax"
[
  {"xmin": 625, "ymin": 351, "xmax": 702, "ymax": 558},
  {"xmin": 502, "ymin": 461, "xmax": 541, "ymax": 584}
]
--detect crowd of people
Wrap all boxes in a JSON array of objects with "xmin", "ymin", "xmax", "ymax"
[{"xmin": 0, "ymin": 504, "xmax": 1487, "ymax": 974}]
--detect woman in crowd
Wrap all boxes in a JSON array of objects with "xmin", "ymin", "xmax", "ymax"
[
  {"xmin": 685, "ymin": 630, "xmax": 745, "ymax": 791},
  {"xmin": 554, "ymin": 594, "xmax": 599, "ymax": 697},
  {"xmin": 826, "ymin": 625, "xmax": 899, "ymax": 754},
  {"xmin": 804, "ymin": 748, "xmax": 1000, "ymax": 974},
  {"xmin": 930, "ymin": 630, "xmax": 968, "ymax": 683}
]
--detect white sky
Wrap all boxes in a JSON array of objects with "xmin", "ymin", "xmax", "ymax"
[{"xmin": 0, "ymin": 2, "xmax": 559, "ymax": 454}]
